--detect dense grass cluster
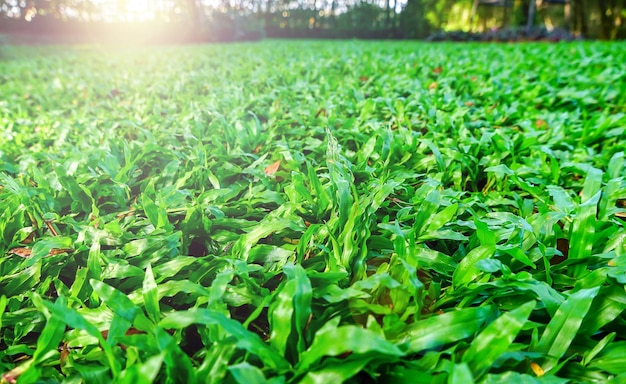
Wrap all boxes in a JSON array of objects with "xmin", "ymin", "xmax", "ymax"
[{"xmin": 1, "ymin": 41, "xmax": 626, "ymax": 383}]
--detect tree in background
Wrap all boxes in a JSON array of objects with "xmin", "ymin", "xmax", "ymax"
[{"xmin": 0, "ymin": 0, "xmax": 624, "ymax": 40}]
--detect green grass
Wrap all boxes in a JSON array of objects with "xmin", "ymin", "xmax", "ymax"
[{"xmin": 1, "ymin": 40, "xmax": 626, "ymax": 383}]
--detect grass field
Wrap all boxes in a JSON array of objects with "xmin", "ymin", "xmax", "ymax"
[{"xmin": 1, "ymin": 40, "xmax": 626, "ymax": 383}]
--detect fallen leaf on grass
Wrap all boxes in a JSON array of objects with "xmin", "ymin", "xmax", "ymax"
[
  {"xmin": 264, "ymin": 160, "xmax": 281, "ymax": 176},
  {"xmin": 116, "ymin": 209, "xmax": 136, "ymax": 219},
  {"xmin": 535, "ymin": 119, "xmax": 548, "ymax": 129},
  {"xmin": 7, "ymin": 247, "xmax": 73, "ymax": 258},
  {"xmin": 20, "ymin": 231, "xmax": 36, "ymax": 244}
]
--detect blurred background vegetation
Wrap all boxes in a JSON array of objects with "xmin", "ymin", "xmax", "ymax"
[{"xmin": 0, "ymin": 0, "xmax": 624, "ymax": 43}]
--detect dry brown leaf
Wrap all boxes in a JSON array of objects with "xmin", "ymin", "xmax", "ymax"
[
  {"xmin": 315, "ymin": 108, "xmax": 327, "ymax": 118},
  {"xmin": 48, "ymin": 248, "xmax": 74, "ymax": 256},
  {"xmin": 7, "ymin": 247, "xmax": 31, "ymax": 258},
  {"xmin": 535, "ymin": 119, "xmax": 548, "ymax": 129},
  {"xmin": 117, "ymin": 209, "xmax": 136, "ymax": 219},
  {"xmin": 7, "ymin": 247, "xmax": 73, "ymax": 258},
  {"xmin": 21, "ymin": 231, "xmax": 36, "ymax": 244},
  {"xmin": 429, "ymin": 82, "xmax": 437, "ymax": 90},
  {"xmin": 432, "ymin": 66, "xmax": 443, "ymax": 74},
  {"xmin": 264, "ymin": 160, "xmax": 281, "ymax": 176},
  {"xmin": 465, "ymin": 101, "xmax": 475, "ymax": 107},
  {"xmin": 59, "ymin": 343, "xmax": 70, "ymax": 367}
]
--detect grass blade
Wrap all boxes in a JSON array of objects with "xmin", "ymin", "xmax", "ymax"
[
  {"xmin": 397, "ymin": 306, "xmax": 492, "ymax": 353},
  {"xmin": 531, "ymin": 287, "xmax": 600, "ymax": 372},
  {"xmin": 462, "ymin": 301, "xmax": 535, "ymax": 378}
]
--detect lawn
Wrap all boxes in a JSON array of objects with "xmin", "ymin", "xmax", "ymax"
[{"xmin": 1, "ymin": 40, "xmax": 626, "ymax": 383}]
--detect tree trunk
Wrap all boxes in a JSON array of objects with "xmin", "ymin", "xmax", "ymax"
[
  {"xmin": 598, "ymin": 0, "xmax": 611, "ymax": 39},
  {"xmin": 184, "ymin": 0, "xmax": 202, "ymax": 27}
]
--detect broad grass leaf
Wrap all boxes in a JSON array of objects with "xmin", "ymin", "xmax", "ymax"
[
  {"xmin": 326, "ymin": 128, "xmax": 355, "ymax": 230},
  {"xmin": 128, "ymin": 280, "xmax": 211, "ymax": 306},
  {"xmin": 607, "ymin": 373, "xmax": 626, "ymax": 384},
  {"xmin": 582, "ymin": 332, "xmax": 615, "ymax": 366},
  {"xmin": 485, "ymin": 164, "xmax": 514, "ymax": 178},
  {"xmin": 599, "ymin": 177, "xmax": 624, "ymax": 221},
  {"xmin": 462, "ymin": 301, "xmax": 535, "ymax": 378},
  {"xmin": 208, "ymin": 269, "xmax": 234, "ymax": 307},
  {"xmin": 580, "ymin": 285, "xmax": 626, "ymax": 334},
  {"xmin": 416, "ymin": 247, "xmax": 457, "ymax": 275},
  {"xmin": 532, "ymin": 287, "xmax": 600, "ymax": 372},
  {"xmin": 142, "ymin": 264, "xmax": 160, "ymax": 323},
  {"xmin": 270, "ymin": 264, "xmax": 313, "ymax": 362},
  {"xmin": 72, "ymin": 363, "xmax": 112, "ymax": 384},
  {"xmin": 299, "ymin": 358, "xmax": 375, "ymax": 384},
  {"xmin": 0, "ymin": 295, "xmax": 5, "ymax": 332},
  {"xmin": 588, "ymin": 342, "xmax": 626, "ymax": 375},
  {"xmin": 228, "ymin": 362, "xmax": 266, "ymax": 383},
  {"xmin": 25, "ymin": 236, "xmax": 73, "ymax": 267},
  {"xmin": 396, "ymin": 306, "xmax": 492, "ymax": 353},
  {"xmin": 107, "ymin": 314, "xmax": 132, "ymax": 348},
  {"xmin": 90, "ymin": 279, "xmax": 140, "ymax": 324},
  {"xmin": 117, "ymin": 352, "xmax": 165, "ymax": 384},
  {"xmin": 474, "ymin": 219, "xmax": 496, "ymax": 247},
  {"xmin": 482, "ymin": 371, "xmax": 569, "ymax": 384},
  {"xmin": 607, "ymin": 152, "xmax": 624, "ymax": 180},
  {"xmin": 231, "ymin": 218, "xmax": 302, "ymax": 260},
  {"xmin": 499, "ymin": 247, "xmax": 536, "ymax": 269},
  {"xmin": 152, "ymin": 256, "xmax": 197, "ymax": 280},
  {"xmin": 569, "ymin": 191, "xmax": 601, "ymax": 276},
  {"xmin": 159, "ymin": 308, "xmax": 290, "ymax": 372},
  {"xmin": 42, "ymin": 298, "xmax": 120, "ymax": 376},
  {"xmin": 32, "ymin": 316, "xmax": 65, "ymax": 363},
  {"xmin": 580, "ymin": 167, "xmax": 603, "ymax": 204},
  {"xmin": 297, "ymin": 317, "xmax": 404, "ymax": 372},
  {"xmin": 269, "ymin": 279, "xmax": 297, "ymax": 358},
  {"xmin": 426, "ymin": 203, "xmax": 458, "ymax": 233},
  {"xmin": 197, "ymin": 341, "xmax": 237, "ymax": 383},
  {"xmin": 90, "ymin": 279, "xmax": 154, "ymax": 343},
  {"xmin": 153, "ymin": 327, "xmax": 197, "ymax": 384},
  {"xmin": 453, "ymin": 245, "xmax": 496, "ymax": 287},
  {"xmin": 141, "ymin": 194, "xmax": 170, "ymax": 231},
  {"xmin": 0, "ymin": 264, "xmax": 40, "ymax": 300},
  {"xmin": 448, "ymin": 363, "xmax": 473, "ymax": 383},
  {"xmin": 547, "ymin": 186, "xmax": 575, "ymax": 214}
]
